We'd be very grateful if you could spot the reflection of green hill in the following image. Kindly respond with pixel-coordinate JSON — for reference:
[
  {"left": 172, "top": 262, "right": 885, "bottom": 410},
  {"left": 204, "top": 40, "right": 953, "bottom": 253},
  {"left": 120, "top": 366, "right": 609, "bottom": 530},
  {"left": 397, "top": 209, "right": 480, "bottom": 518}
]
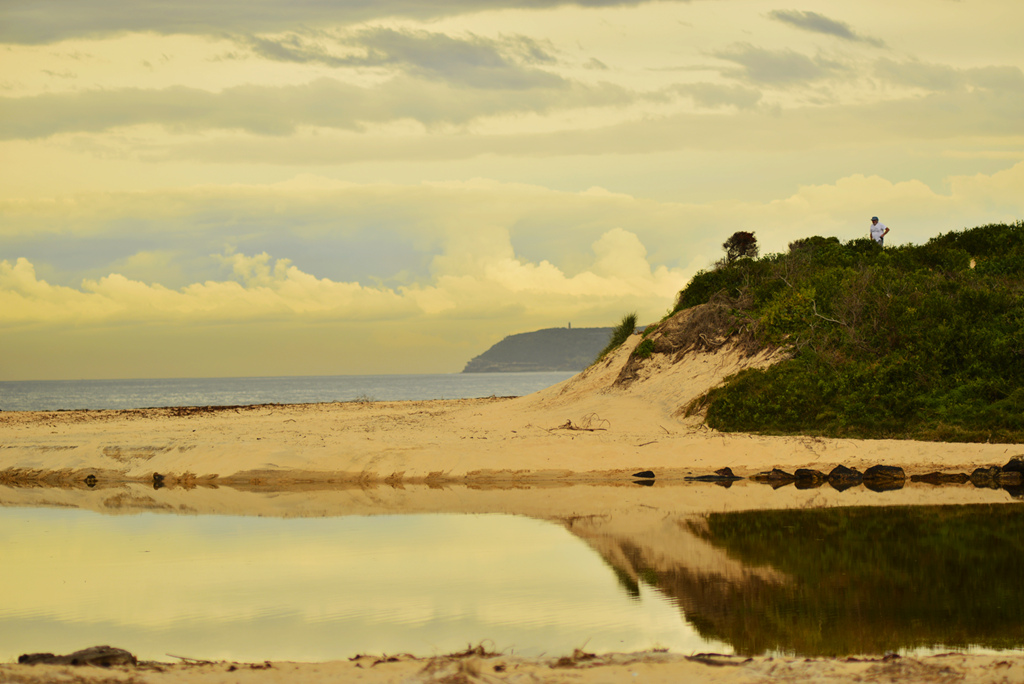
[
  {"left": 677, "top": 505, "right": 1024, "bottom": 656},
  {"left": 462, "top": 327, "right": 613, "bottom": 372}
]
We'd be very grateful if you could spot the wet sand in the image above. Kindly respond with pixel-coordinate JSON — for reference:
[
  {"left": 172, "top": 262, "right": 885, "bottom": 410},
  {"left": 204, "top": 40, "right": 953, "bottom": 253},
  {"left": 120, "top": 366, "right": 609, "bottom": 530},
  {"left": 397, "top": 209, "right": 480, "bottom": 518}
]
[{"left": 2, "top": 338, "right": 1022, "bottom": 682}]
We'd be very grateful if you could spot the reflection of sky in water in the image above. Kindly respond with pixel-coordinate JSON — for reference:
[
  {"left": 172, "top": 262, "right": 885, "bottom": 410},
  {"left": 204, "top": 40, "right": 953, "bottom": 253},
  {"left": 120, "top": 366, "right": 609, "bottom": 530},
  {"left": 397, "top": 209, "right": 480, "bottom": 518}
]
[{"left": 0, "top": 508, "right": 724, "bottom": 662}]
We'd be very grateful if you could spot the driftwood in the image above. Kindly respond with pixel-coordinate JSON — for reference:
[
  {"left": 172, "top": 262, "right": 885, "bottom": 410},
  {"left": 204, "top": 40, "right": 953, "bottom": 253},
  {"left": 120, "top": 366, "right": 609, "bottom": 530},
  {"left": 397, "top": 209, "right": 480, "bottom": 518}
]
[{"left": 549, "top": 413, "right": 610, "bottom": 432}]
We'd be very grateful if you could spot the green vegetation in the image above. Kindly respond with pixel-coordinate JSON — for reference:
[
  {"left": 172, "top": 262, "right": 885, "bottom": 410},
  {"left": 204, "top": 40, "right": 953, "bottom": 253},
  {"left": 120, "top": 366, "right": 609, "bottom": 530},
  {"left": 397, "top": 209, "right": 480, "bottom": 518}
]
[
  {"left": 720, "top": 230, "right": 759, "bottom": 265},
  {"left": 595, "top": 312, "right": 638, "bottom": 363},
  {"left": 683, "top": 505, "right": 1024, "bottom": 656},
  {"left": 633, "top": 338, "right": 655, "bottom": 359},
  {"left": 674, "top": 222, "right": 1024, "bottom": 441},
  {"left": 463, "top": 326, "right": 614, "bottom": 372}
]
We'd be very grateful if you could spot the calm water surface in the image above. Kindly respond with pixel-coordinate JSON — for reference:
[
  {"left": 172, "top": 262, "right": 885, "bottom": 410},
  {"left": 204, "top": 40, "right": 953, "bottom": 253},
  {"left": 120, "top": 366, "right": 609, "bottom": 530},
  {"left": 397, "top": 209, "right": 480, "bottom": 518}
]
[
  {"left": 0, "top": 508, "right": 716, "bottom": 663},
  {"left": 1, "top": 503, "right": 1021, "bottom": 662}
]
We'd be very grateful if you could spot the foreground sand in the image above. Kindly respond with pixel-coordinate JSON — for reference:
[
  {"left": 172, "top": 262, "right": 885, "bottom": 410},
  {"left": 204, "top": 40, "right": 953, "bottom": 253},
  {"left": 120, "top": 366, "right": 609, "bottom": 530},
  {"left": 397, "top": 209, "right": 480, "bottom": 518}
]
[
  {"left": 3, "top": 650, "right": 1023, "bottom": 684},
  {"left": 2, "top": 338, "right": 1022, "bottom": 682}
]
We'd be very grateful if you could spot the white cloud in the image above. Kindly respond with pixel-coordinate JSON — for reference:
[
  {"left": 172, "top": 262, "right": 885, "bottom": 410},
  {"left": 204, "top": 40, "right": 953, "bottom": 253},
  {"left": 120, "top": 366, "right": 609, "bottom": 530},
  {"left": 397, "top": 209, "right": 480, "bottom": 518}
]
[
  {"left": 5, "top": 161, "right": 1022, "bottom": 333},
  {"left": 0, "top": 226, "right": 691, "bottom": 327}
]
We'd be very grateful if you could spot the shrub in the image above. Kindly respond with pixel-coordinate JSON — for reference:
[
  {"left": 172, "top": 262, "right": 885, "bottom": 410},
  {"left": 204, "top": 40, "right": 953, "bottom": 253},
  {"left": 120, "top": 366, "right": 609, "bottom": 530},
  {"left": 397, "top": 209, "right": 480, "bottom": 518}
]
[{"left": 681, "top": 223, "right": 1024, "bottom": 441}]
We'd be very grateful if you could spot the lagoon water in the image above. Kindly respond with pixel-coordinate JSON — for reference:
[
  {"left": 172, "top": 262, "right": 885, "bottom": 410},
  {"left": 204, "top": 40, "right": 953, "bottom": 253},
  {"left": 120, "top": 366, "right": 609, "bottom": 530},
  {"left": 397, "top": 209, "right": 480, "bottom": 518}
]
[
  {"left": 1, "top": 501, "right": 1021, "bottom": 663},
  {"left": 0, "top": 372, "right": 576, "bottom": 412},
  {"left": 0, "top": 507, "right": 719, "bottom": 663}
]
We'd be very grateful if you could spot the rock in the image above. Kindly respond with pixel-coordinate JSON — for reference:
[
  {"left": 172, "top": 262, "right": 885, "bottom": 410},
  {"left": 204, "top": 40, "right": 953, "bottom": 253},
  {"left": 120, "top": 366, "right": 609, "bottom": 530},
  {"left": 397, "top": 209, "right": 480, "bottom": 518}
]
[
  {"left": 970, "top": 466, "right": 1002, "bottom": 488},
  {"left": 911, "top": 472, "right": 970, "bottom": 485},
  {"left": 632, "top": 470, "right": 656, "bottom": 479},
  {"left": 999, "top": 457, "right": 1024, "bottom": 485},
  {"left": 864, "top": 479, "right": 905, "bottom": 492},
  {"left": 863, "top": 465, "right": 906, "bottom": 491},
  {"left": 753, "top": 468, "right": 797, "bottom": 489},
  {"left": 1003, "top": 484, "right": 1024, "bottom": 500},
  {"left": 19, "top": 646, "right": 137, "bottom": 667},
  {"left": 794, "top": 469, "right": 826, "bottom": 489},
  {"left": 1003, "top": 456, "right": 1024, "bottom": 474},
  {"left": 863, "top": 465, "right": 905, "bottom": 482},
  {"left": 828, "top": 465, "right": 863, "bottom": 492},
  {"left": 685, "top": 467, "right": 742, "bottom": 482},
  {"left": 971, "top": 464, "right": 1022, "bottom": 487}
]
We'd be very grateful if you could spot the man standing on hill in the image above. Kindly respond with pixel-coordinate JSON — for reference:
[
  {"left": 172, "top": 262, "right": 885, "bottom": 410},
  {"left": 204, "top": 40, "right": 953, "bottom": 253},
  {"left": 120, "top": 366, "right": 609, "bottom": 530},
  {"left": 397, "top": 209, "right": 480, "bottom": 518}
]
[{"left": 870, "top": 217, "right": 890, "bottom": 245}]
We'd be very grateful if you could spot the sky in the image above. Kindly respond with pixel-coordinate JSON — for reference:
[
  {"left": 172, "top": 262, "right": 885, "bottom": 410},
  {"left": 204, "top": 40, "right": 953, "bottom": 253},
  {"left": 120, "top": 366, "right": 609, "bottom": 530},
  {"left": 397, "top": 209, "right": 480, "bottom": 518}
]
[{"left": 1, "top": 0, "right": 1022, "bottom": 381}]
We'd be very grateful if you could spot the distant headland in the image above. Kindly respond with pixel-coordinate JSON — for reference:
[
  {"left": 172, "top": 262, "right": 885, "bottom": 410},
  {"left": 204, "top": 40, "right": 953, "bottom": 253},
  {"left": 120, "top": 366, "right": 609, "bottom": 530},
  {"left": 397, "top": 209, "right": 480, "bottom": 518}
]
[{"left": 462, "top": 326, "right": 614, "bottom": 373}]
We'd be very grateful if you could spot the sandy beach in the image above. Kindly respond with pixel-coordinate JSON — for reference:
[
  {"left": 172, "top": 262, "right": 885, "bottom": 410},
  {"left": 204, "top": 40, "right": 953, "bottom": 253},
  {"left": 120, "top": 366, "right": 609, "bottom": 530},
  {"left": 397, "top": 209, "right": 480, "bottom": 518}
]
[
  {"left": 2, "top": 337, "right": 1022, "bottom": 683},
  {"left": 3, "top": 338, "right": 1020, "bottom": 490}
]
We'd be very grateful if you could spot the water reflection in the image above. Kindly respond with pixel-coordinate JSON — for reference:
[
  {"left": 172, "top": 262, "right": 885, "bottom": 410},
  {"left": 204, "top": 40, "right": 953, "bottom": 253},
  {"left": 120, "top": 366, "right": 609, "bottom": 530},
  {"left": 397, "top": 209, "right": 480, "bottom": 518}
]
[
  {"left": 659, "top": 505, "right": 1024, "bottom": 656},
  {"left": 0, "top": 509, "right": 722, "bottom": 663},
  {"left": 2, "top": 500, "right": 1021, "bottom": 663}
]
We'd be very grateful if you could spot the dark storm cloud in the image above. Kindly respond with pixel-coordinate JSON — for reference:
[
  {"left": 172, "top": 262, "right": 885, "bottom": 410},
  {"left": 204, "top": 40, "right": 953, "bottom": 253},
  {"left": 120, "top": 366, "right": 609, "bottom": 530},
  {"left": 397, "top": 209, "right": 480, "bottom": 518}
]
[
  {"left": 0, "top": 76, "right": 634, "bottom": 139},
  {"left": 713, "top": 44, "right": 841, "bottom": 85},
  {"left": 0, "top": 0, "right": 652, "bottom": 45},
  {"left": 241, "top": 29, "right": 562, "bottom": 89},
  {"left": 768, "top": 10, "right": 884, "bottom": 46}
]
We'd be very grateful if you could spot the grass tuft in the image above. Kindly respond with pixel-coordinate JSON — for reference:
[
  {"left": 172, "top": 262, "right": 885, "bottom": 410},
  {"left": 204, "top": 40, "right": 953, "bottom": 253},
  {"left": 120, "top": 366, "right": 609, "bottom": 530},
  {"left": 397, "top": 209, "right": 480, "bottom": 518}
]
[{"left": 594, "top": 312, "right": 638, "bottom": 364}]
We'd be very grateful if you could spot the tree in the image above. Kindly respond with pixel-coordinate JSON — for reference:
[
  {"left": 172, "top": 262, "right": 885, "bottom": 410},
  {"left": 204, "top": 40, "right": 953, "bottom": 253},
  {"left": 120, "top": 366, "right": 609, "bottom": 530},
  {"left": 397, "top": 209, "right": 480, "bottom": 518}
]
[{"left": 722, "top": 231, "right": 759, "bottom": 265}]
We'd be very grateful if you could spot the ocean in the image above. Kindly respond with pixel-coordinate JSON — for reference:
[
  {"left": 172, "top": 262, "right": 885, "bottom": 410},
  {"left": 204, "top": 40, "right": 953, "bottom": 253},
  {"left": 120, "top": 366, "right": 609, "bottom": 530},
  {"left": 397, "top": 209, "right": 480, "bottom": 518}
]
[{"left": 0, "top": 372, "right": 577, "bottom": 412}]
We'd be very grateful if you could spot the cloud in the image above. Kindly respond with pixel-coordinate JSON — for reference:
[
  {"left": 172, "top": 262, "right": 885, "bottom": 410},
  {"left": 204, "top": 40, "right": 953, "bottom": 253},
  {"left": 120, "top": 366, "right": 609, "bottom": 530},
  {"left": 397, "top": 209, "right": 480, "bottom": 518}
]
[
  {"left": 768, "top": 10, "right": 884, "bottom": 47},
  {"left": 673, "top": 82, "right": 762, "bottom": 109},
  {"left": 5, "top": 161, "right": 1022, "bottom": 313},
  {"left": 0, "top": 0, "right": 651, "bottom": 45},
  {"left": 239, "top": 29, "right": 563, "bottom": 90},
  {"left": 0, "top": 178, "right": 708, "bottom": 292},
  {"left": 120, "top": 80, "right": 1024, "bottom": 168},
  {"left": 0, "top": 75, "right": 634, "bottom": 139},
  {"left": 874, "top": 58, "right": 1024, "bottom": 93},
  {"left": 0, "top": 225, "right": 688, "bottom": 328},
  {"left": 713, "top": 43, "right": 842, "bottom": 85}
]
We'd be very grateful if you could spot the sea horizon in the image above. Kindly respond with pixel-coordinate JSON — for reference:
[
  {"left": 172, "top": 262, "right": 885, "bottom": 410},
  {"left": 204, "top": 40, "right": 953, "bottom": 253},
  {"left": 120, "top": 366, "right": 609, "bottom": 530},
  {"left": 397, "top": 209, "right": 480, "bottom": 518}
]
[{"left": 0, "top": 371, "right": 578, "bottom": 413}]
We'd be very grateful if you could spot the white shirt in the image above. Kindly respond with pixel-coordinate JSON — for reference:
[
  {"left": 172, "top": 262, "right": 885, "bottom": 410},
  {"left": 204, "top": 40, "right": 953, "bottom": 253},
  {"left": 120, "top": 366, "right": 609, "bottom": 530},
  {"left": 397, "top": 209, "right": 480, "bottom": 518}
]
[{"left": 870, "top": 221, "right": 888, "bottom": 242}]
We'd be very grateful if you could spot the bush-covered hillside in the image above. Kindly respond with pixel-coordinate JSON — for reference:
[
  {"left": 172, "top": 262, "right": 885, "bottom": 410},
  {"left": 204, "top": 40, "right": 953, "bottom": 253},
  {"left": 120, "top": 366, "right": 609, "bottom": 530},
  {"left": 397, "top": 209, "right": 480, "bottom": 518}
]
[
  {"left": 462, "top": 326, "right": 614, "bottom": 372},
  {"left": 675, "top": 222, "right": 1024, "bottom": 442}
]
